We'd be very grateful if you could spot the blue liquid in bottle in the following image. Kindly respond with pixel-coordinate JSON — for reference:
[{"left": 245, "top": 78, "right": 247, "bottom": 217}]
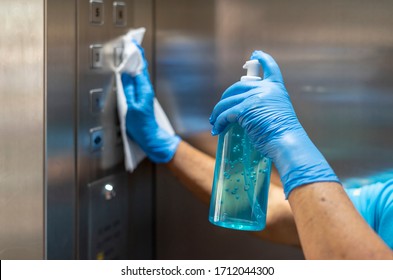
[
  {"left": 209, "top": 124, "right": 271, "bottom": 231},
  {"left": 209, "top": 59, "right": 272, "bottom": 231}
]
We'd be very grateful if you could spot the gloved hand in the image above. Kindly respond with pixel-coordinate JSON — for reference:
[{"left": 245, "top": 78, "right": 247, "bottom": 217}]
[
  {"left": 121, "top": 62, "right": 180, "bottom": 163},
  {"left": 210, "top": 50, "right": 340, "bottom": 198}
]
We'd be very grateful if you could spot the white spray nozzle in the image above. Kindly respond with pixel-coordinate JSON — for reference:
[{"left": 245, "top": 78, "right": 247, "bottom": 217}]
[{"left": 241, "top": 59, "right": 262, "bottom": 81}]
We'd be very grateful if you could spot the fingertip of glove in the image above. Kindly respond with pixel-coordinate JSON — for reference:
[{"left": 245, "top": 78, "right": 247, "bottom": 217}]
[
  {"left": 211, "top": 128, "right": 219, "bottom": 136},
  {"left": 209, "top": 115, "right": 214, "bottom": 125},
  {"left": 251, "top": 50, "right": 264, "bottom": 59}
]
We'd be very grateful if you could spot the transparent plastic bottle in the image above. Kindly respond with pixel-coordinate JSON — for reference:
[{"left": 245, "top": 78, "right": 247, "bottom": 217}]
[{"left": 209, "top": 60, "right": 272, "bottom": 231}]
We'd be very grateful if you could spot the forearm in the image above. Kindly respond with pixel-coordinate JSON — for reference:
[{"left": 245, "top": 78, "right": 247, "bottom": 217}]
[
  {"left": 289, "top": 182, "right": 393, "bottom": 259},
  {"left": 166, "top": 141, "right": 214, "bottom": 204}
]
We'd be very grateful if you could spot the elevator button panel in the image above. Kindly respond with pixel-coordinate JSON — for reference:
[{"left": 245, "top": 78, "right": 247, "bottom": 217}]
[
  {"left": 90, "top": 0, "right": 104, "bottom": 25},
  {"left": 113, "top": 2, "right": 127, "bottom": 26},
  {"left": 77, "top": 0, "right": 139, "bottom": 260}
]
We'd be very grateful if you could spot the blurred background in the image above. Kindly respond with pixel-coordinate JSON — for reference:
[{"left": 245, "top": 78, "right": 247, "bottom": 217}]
[{"left": 1, "top": 0, "right": 392, "bottom": 259}]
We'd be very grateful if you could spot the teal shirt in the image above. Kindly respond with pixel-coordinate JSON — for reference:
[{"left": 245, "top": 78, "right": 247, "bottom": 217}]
[{"left": 344, "top": 179, "right": 393, "bottom": 249}]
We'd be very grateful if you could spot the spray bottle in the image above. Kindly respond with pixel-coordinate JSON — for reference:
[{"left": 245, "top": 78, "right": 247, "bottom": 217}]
[{"left": 208, "top": 60, "right": 272, "bottom": 231}]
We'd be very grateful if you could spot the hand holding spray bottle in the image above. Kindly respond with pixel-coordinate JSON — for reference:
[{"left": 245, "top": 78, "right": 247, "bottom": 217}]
[{"left": 209, "top": 59, "right": 272, "bottom": 231}]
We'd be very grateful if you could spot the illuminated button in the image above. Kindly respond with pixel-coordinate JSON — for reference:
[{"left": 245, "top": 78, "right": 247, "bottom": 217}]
[
  {"left": 113, "top": 2, "right": 127, "bottom": 26},
  {"left": 103, "top": 184, "right": 116, "bottom": 200},
  {"left": 90, "top": 45, "right": 103, "bottom": 69},
  {"left": 90, "top": 0, "right": 104, "bottom": 25}
]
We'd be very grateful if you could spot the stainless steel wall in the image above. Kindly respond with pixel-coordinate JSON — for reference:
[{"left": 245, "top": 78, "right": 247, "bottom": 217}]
[
  {"left": 0, "top": 0, "right": 45, "bottom": 259},
  {"left": 1, "top": 0, "right": 155, "bottom": 260},
  {"left": 155, "top": 0, "right": 393, "bottom": 259},
  {"left": 46, "top": 0, "right": 77, "bottom": 260}
]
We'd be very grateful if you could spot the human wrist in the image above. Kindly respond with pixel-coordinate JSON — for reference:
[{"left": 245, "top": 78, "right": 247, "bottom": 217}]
[{"left": 268, "top": 129, "right": 340, "bottom": 198}]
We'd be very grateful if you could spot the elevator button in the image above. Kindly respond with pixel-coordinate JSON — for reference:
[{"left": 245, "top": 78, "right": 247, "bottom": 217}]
[
  {"left": 113, "top": 2, "right": 127, "bottom": 26},
  {"left": 90, "top": 127, "right": 104, "bottom": 151},
  {"left": 90, "top": 88, "right": 104, "bottom": 113},
  {"left": 90, "top": 45, "right": 103, "bottom": 69},
  {"left": 90, "top": 0, "right": 104, "bottom": 25}
]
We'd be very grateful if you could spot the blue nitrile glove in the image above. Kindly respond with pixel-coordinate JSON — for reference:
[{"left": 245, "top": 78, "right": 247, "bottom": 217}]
[
  {"left": 210, "top": 50, "right": 340, "bottom": 198},
  {"left": 121, "top": 67, "right": 180, "bottom": 163}
]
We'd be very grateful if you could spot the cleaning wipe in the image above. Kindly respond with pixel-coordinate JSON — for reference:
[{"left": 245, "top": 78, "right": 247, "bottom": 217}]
[{"left": 113, "top": 28, "right": 175, "bottom": 172}]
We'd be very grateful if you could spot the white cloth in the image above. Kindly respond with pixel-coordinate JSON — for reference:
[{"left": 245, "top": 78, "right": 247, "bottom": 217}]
[{"left": 114, "top": 28, "right": 175, "bottom": 172}]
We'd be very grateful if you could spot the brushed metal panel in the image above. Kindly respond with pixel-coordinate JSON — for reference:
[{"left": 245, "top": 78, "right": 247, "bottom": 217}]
[
  {"left": 46, "top": 0, "right": 77, "bottom": 259},
  {"left": 77, "top": 0, "right": 126, "bottom": 259},
  {"left": 87, "top": 173, "right": 128, "bottom": 260},
  {"left": 155, "top": 0, "right": 218, "bottom": 135},
  {"left": 77, "top": 0, "right": 155, "bottom": 259},
  {"left": 129, "top": 0, "right": 155, "bottom": 260},
  {"left": 0, "top": 0, "right": 45, "bottom": 259}
]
